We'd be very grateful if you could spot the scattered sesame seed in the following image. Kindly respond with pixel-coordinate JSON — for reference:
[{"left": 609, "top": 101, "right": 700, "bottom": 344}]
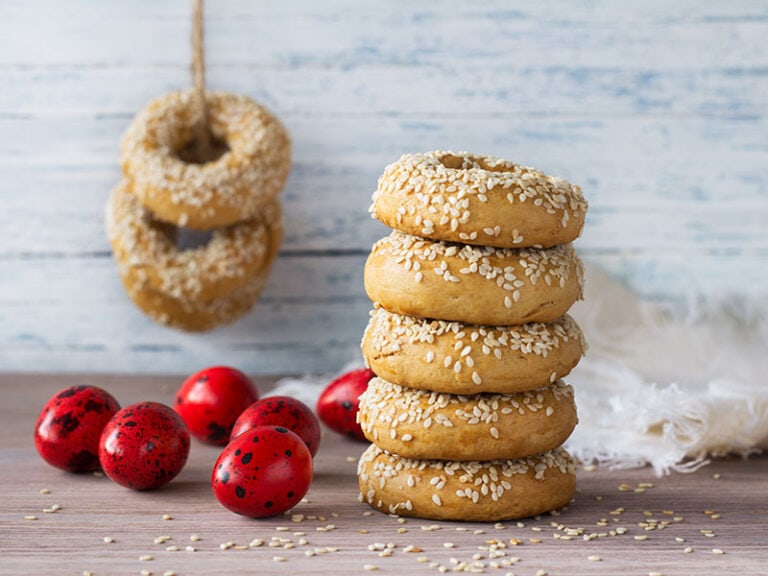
[
  {"left": 39, "top": 488, "right": 51, "bottom": 495},
  {"left": 587, "top": 555, "right": 601, "bottom": 561},
  {"left": 162, "top": 514, "right": 172, "bottom": 521},
  {"left": 24, "top": 515, "right": 37, "bottom": 521},
  {"left": 363, "top": 564, "right": 378, "bottom": 571},
  {"left": 190, "top": 534, "right": 201, "bottom": 542},
  {"left": 103, "top": 536, "right": 115, "bottom": 544},
  {"left": 712, "top": 548, "right": 725, "bottom": 555},
  {"left": 163, "top": 571, "right": 176, "bottom": 576},
  {"left": 139, "top": 555, "right": 154, "bottom": 561},
  {"left": 272, "top": 556, "right": 286, "bottom": 562},
  {"left": 683, "top": 547, "right": 693, "bottom": 554}
]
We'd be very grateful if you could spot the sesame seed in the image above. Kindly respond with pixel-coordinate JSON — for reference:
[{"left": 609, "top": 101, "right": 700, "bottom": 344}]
[
  {"left": 103, "top": 536, "right": 115, "bottom": 544},
  {"left": 363, "top": 564, "right": 378, "bottom": 571},
  {"left": 588, "top": 555, "right": 601, "bottom": 561},
  {"left": 139, "top": 555, "right": 154, "bottom": 561},
  {"left": 683, "top": 547, "right": 693, "bottom": 553},
  {"left": 712, "top": 548, "right": 725, "bottom": 554},
  {"left": 162, "top": 514, "right": 172, "bottom": 521}
]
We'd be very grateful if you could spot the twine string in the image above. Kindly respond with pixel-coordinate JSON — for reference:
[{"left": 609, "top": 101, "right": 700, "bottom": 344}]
[{"left": 192, "top": 0, "right": 211, "bottom": 158}]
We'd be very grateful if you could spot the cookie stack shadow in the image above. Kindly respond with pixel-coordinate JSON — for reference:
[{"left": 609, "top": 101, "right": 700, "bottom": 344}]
[{"left": 357, "top": 151, "right": 589, "bottom": 521}]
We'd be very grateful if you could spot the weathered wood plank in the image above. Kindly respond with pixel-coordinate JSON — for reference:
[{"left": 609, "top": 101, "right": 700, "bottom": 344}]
[
  {"left": 2, "top": 66, "right": 766, "bottom": 118},
  {"left": 2, "top": 0, "right": 767, "bottom": 69},
  {"left": 0, "top": 115, "right": 765, "bottom": 255}
]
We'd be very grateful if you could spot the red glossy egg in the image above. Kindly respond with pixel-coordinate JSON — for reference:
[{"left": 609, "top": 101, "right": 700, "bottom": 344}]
[
  {"left": 174, "top": 366, "right": 258, "bottom": 445},
  {"left": 34, "top": 385, "right": 121, "bottom": 473},
  {"left": 212, "top": 425, "right": 313, "bottom": 518},
  {"left": 230, "top": 396, "right": 321, "bottom": 456},
  {"left": 316, "top": 368, "right": 375, "bottom": 441},
  {"left": 99, "top": 402, "right": 190, "bottom": 490}
]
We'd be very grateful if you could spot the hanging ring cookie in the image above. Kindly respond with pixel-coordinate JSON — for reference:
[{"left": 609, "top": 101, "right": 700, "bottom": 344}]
[
  {"left": 106, "top": 179, "right": 282, "bottom": 331},
  {"left": 121, "top": 89, "right": 291, "bottom": 230}
]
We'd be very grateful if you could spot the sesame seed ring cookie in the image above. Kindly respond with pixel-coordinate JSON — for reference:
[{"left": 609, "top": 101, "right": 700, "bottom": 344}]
[
  {"left": 364, "top": 231, "right": 584, "bottom": 326},
  {"left": 106, "top": 179, "right": 281, "bottom": 306},
  {"left": 371, "top": 151, "right": 587, "bottom": 248},
  {"left": 358, "top": 445, "right": 576, "bottom": 521},
  {"left": 121, "top": 266, "right": 275, "bottom": 332},
  {"left": 107, "top": 181, "right": 282, "bottom": 331},
  {"left": 357, "top": 378, "right": 577, "bottom": 461},
  {"left": 362, "top": 307, "right": 585, "bottom": 394},
  {"left": 121, "top": 89, "right": 291, "bottom": 230}
]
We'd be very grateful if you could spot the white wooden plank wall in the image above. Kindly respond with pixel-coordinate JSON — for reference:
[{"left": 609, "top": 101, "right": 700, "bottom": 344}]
[{"left": 0, "top": 0, "right": 766, "bottom": 374}]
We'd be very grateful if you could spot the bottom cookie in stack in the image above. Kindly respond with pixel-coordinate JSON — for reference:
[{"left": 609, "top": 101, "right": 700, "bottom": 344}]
[{"left": 358, "top": 444, "right": 576, "bottom": 522}]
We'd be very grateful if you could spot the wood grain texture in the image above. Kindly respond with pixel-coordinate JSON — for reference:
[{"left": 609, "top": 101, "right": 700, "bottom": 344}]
[
  {"left": 1, "top": 373, "right": 767, "bottom": 575},
  {"left": 0, "top": 0, "right": 766, "bottom": 373}
]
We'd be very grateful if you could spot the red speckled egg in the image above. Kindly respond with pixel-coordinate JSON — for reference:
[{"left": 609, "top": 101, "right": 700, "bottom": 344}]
[
  {"left": 316, "top": 368, "right": 375, "bottom": 441},
  {"left": 99, "top": 402, "right": 190, "bottom": 490},
  {"left": 230, "top": 396, "right": 321, "bottom": 456},
  {"left": 174, "top": 366, "right": 258, "bottom": 445},
  {"left": 34, "top": 385, "right": 121, "bottom": 473},
  {"left": 212, "top": 425, "right": 313, "bottom": 518}
]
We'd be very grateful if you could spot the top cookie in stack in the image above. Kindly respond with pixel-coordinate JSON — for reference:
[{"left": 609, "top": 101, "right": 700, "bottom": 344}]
[{"left": 358, "top": 151, "right": 588, "bottom": 522}]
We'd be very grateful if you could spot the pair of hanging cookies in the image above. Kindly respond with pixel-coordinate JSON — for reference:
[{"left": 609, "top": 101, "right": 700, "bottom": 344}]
[
  {"left": 106, "top": 90, "right": 290, "bottom": 331},
  {"left": 358, "top": 151, "right": 588, "bottom": 521}
]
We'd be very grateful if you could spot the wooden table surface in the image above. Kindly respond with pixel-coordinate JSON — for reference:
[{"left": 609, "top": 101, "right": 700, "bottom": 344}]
[{"left": 1, "top": 373, "right": 766, "bottom": 575}]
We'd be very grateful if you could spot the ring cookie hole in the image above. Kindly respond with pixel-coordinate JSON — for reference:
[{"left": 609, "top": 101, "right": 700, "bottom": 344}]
[
  {"left": 147, "top": 213, "right": 215, "bottom": 252},
  {"left": 438, "top": 153, "right": 514, "bottom": 173},
  {"left": 176, "top": 130, "right": 230, "bottom": 165}
]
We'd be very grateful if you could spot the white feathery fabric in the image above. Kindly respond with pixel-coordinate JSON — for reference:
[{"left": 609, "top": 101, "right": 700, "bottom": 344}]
[
  {"left": 566, "top": 264, "right": 768, "bottom": 474},
  {"left": 270, "top": 264, "right": 768, "bottom": 475}
]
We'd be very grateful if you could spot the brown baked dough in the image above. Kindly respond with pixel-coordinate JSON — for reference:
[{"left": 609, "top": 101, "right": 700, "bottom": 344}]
[
  {"left": 362, "top": 307, "right": 585, "bottom": 394},
  {"left": 358, "top": 378, "right": 577, "bottom": 461},
  {"left": 358, "top": 445, "right": 576, "bottom": 521},
  {"left": 106, "top": 180, "right": 282, "bottom": 331},
  {"left": 364, "top": 231, "right": 583, "bottom": 325},
  {"left": 371, "top": 151, "right": 587, "bottom": 248},
  {"left": 121, "top": 90, "right": 291, "bottom": 230},
  {"left": 120, "top": 267, "right": 273, "bottom": 332}
]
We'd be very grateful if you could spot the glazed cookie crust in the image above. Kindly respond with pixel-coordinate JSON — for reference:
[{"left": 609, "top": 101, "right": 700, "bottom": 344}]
[
  {"left": 362, "top": 308, "right": 585, "bottom": 394},
  {"left": 357, "top": 378, "right": 577, "bottom": 461},
  {"left": 121, "top": 89, "right": 291, "bottom": 230},
  {"left": 364, "top": 231, "right": 583, "bottom": 325},
  {"left": 371, "top": 151, "right": 587, "bottom": 248},
  {"left": 358, "top": 445, "right": 576, "bottom": 521}
]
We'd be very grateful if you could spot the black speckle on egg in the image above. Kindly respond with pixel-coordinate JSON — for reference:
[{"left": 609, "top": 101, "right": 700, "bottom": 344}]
[
  {"left": 235, "top": 486, "right": 245, "bottom": 499},
  {"left": 284, "top": 449, "right": 292, "bottom": 457},
  {"left": 146, "top": 441, "right": 156, "bottom": 452},
  {"left": 220, "top": 470, "right": 230, "bottom": 484},
  {"left": 264, "top": 501, "right": 273, "bottom": 508},
  {"left": 341, "top": 400, "right": 353, "bottom": 410},
  {"left": 287, "top": 491, "right": 294, "bottom": 498},
  {"left": 83, "top": 399, "right": 104, "bottom": 413},
  {"left": 235, "top": 449, "right": 241, "bottom": 456},
  {"left": 57, "top": 387, "right": 82, "bottom": 399},
  {"left": 124, "top": 421, "right": 137, "bottom": 427},
  {"left": 241, "top": 452, "right": 253, "bottom": 464},
  {"left": 275, "top": 427, "right": 288, "bottom": 434},
  {"left": 207, "top": 422, "right": 228, "bottom": 442},
  {"left": 54, "top": 413, "right": 79, "bottom": 435}
]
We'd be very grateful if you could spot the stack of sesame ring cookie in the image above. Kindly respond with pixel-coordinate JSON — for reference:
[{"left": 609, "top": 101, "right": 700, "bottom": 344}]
[
  {"left": 106, "top": 89, "right": 290, "bottom": 331},
  {"left": 357, "top": 151, "right": 588, "bottom": 521}
]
